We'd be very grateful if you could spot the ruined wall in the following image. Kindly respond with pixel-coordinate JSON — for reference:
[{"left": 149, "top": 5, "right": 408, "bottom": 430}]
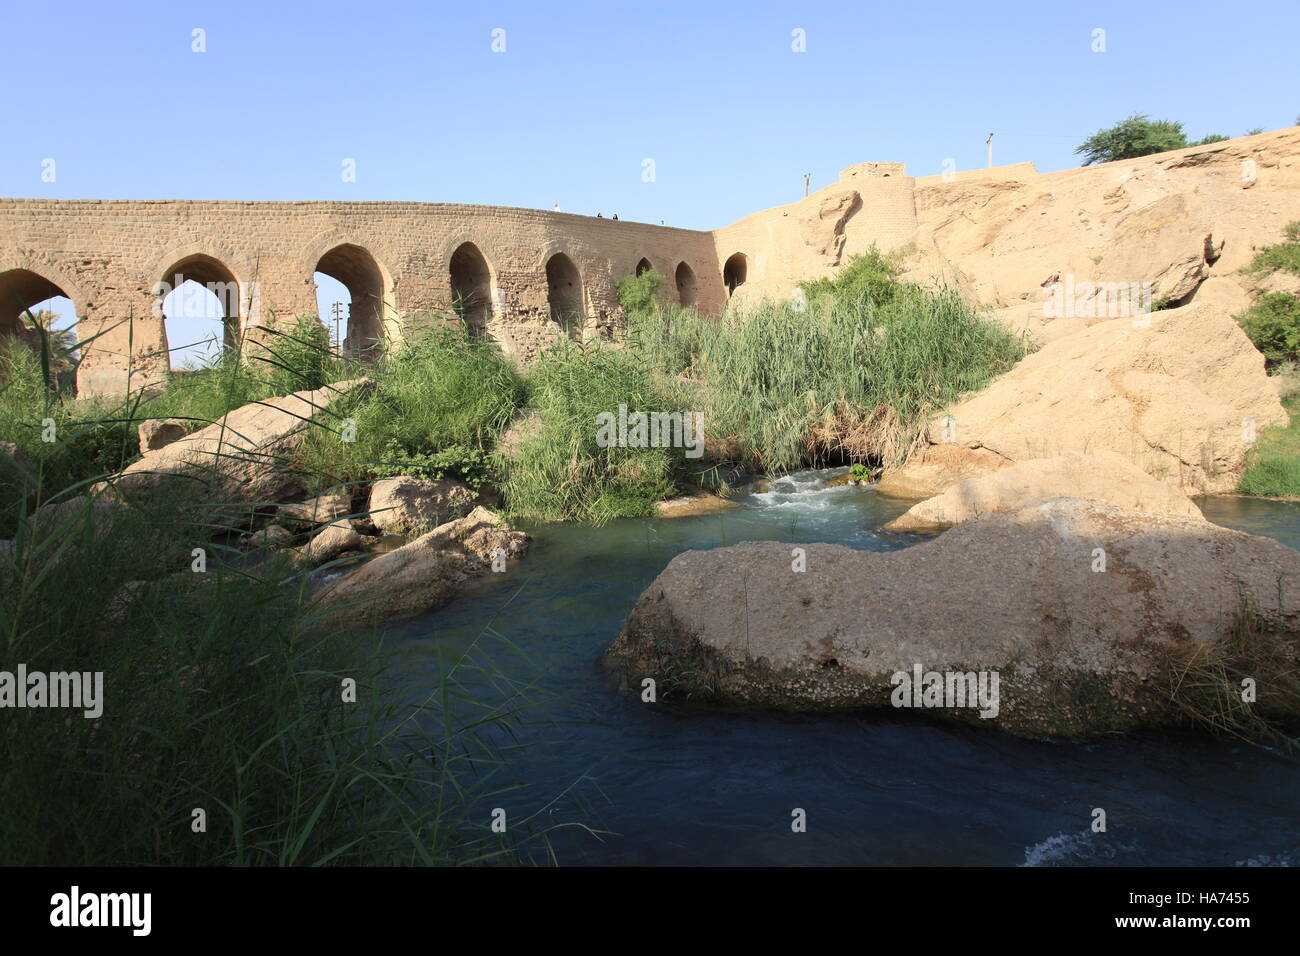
[
  {"left": 913, "top": 161, "right": 1038, "bottom": 187},
  {"left": 711, "top": 162, "right": 919, "bottom": 308},
  {"left": 0, "top": 200, "right": 722, "bottom": 395}
]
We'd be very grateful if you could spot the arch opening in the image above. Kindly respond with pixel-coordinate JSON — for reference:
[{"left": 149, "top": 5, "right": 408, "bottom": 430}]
[
  {"left": 724, "top": 253, "right": 748, "bottom": 295},
  {"left": 449, "top": 242, "right": 493, "bottom": 336},
  {"left": 157, "top": 254, "right": 241, "bottom": 370},
  {"left": 675, "top": 261, "right": 697, "bottom": 308},
  {"left": 314, "top": 244, "right": 386, "bottom": 358},
  {"left": 635, "top": 257, "right": 653, "bottom": 277},
  {"left": 0, "top": 268, "right": 80, "bottom": 388},
  {"left": 546, "top": 253, "right": 584, "bottom": 338}
]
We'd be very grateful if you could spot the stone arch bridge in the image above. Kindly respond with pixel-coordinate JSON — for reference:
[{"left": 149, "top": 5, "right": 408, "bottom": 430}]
[
  {"left": 0, "top": 199, "right": 732, "bottom": 395},
  {"left": 0, "top": 162, "right": 921, "bottom": 395}
]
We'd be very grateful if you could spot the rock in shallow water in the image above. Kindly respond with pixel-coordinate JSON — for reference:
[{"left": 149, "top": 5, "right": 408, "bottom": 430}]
[
  {"left": 603, "top": 498, "right": 1300, "bottom": 736},
  {"left": 312, "top": 506, "right": 530, "bottom": 627},
  {"left": 883, "top": 451, "right": 1204, "bottom": 533}
]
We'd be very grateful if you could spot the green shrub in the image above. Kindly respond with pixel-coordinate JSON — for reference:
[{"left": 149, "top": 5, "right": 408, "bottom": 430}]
[
  {"left": 247, "top": 314, "right": 337, "bottom": 393},
  {"left": 798, "top": 247, "right": 905, "bottom": 311},
  {"left": 1237, "top": 293, "right": 1300, "bottom": 364},
  {"left": 301, "top": 323, "right": 525, "bottom": 487},
  {"left": 615, "top": 269, "right": 664, "bottom": 318},
  {"left": 369, "top": 439, "right": 493, "bottom": 489},
  {"left": 1246, "top": 221, "right": 1300, "bottom": 277}
]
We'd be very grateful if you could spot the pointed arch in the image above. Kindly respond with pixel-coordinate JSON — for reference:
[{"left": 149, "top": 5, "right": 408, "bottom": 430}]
[
  {"left": 545, "top": 252, "right": 584, "bottom": 336},
  {"left": 449, "top": 241, "right": 493, "bottom": 335},
  {"left": 675, "top": 261, "right": 697, "bottom": 308},
  {"left": 723, "top": 253, "right": 748, "bottom": 295},
  {"left": 313, "top": 243, "right": 391, "bottom": 357},
  {"left": 155, "top": 253, "right": 242, "bottom": 367}
]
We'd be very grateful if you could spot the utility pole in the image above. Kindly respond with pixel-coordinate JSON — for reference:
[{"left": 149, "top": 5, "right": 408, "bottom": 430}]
[
  {"left": 987, "top": 133, "right": 994, "bottom": 169},
  {"left": 803, "top": 172, "right": 811, "bottom": 197},
  {"left": 330, "top": 301, "right": 346, "bottom": 352}
]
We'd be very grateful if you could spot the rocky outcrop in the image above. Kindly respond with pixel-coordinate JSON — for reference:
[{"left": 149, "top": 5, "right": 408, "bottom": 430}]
[
  {"left": 903, "top": 301, "right": 1286, "bottom": 496},
  {"left": 137, "top": 419, "right": 187, "bottom": 455},
  {"left": 875, "top": 444, "right": 1011, "bottom": 499},
  {"left": 604, "top": 499, "right": 1300, "bottom": 736},
  {"left": 883, "top": 451, "right": 1204, "bottom": 532},
  {"left": 293, "top": 518, "right": 362, "bottom": 566},
  {"left": 314, "top": 506, "right": 530, "bottom": 626},
  {"left": 278, "top": 491, "right": 352, "bottom": 525},
  {"left": 367, "top": 476, "right": 474, "bottom": 534},
  {"left": 99, "top": 379, "right": 371, "bottom": 522}
]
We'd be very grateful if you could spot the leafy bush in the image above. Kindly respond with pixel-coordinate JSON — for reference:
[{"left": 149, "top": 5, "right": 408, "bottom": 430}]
[
  {"left": 369, "top": 439, "right": 493, "bottom": 489},
  {"left": 247, "top": 313, "right": 337, "bottom": 393},
  {"left": 301, "top": 323, "right": 525, "bottom": 486},
  {"left": 1075, "top": 113, "right": 1192, "bottom": 165},
  {"left": 615, "top": 269, "right": 664, "bottom": 318},
  {"left": 1237, "top": 293, "right": 1300, "bottom": 364},
  {"left": 798, "top": 247, "right": 904, "bottom": 311},
  {"left": 1245, "top": 221, "right": 1300, "bottom": 277}
]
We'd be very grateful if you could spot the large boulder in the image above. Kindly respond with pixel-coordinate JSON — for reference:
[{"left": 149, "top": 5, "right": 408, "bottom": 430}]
[
  {"left": 367, "top": 476, "right": 474, "bottom": 534},
  {"left": 905, "top": 301, "right": 1286, "bottom": 496},
  {"left": 99, "top": 379, "right": 371, "bottom": 521},
  {"left": 604, "top": 498, "right": 1300, "bottom": 736},
  {"left": 875, "top": 444, "right": 1011, "bottom": 499},
  {"left": 314, "top": 506, "right": 530, "bottom": 626},
  {"left": 883, "top": 451, "right": 1204, "bottom": 532}
]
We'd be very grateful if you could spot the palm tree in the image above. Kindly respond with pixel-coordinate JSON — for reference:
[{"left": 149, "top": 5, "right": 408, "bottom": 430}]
[{"left": 23, "top": 308, "right": 79, "bottom": 378}]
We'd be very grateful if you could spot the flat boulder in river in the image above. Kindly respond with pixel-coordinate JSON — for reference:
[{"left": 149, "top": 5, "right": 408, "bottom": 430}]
[
  {"left": 313, "top": 506, "right": 530, "bottom": 626},
  {"left": 604, "top": 498, "right": 1300, "bottom": 736},
  {"left": 883, "top": 451, "right": 1204, "bottom": 533}
]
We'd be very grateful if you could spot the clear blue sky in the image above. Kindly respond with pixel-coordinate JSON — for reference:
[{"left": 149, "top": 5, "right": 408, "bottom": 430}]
[{"left": 3, "top": 0, "right": 1297, "bottom": 353}]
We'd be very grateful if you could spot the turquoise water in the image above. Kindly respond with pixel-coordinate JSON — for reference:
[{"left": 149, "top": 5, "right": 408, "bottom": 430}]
[{"left": 388, "top": 473, "right": 1300, "bottom": 866}]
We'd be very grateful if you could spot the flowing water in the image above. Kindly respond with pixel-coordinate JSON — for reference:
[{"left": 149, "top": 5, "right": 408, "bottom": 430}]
[{"left": 387, "top": 471, "right": 1300, "bottom": 866}]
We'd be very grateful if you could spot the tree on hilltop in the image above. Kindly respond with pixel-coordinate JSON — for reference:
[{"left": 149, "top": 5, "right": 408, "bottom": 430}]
[
  {"left": 1075, "top": 114, "right": 1190, "bottom": 165},
  {"left": 1074, "top": 114, "right": 1240, "bottom": 165}
]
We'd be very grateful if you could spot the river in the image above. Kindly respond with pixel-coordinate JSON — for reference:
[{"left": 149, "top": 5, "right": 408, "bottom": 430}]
[{"left": 386, "top": 471, "right": 1300, "bottom": 866}]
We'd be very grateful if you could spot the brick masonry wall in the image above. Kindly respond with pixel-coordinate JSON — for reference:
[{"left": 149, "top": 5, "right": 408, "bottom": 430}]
[{"left": 0, "top": 199, "right": 723, "bottom": 394}]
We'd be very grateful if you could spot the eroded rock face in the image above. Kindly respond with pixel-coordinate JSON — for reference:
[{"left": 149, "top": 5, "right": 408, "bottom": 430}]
[
  {"left": 883, "top": 451, "right": 1204, "bottom": 533},
  {"left": 875, "top": 444, "right": 1011, "bottom": 499},
  {"left": 99, "top": 379, "right": 371, "bottom": 522},
  {"left": 604, "top": 499, "right": 1300, "bottom": 736},
  {"left": 313, "top": 506, "right": 530, "bottom": 626},
  {"left": 367, "top": 476, "right": 474, "bottom": 534},
  {"left": 906, "top": 301, "right": 1286, "bottom": 495}
]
